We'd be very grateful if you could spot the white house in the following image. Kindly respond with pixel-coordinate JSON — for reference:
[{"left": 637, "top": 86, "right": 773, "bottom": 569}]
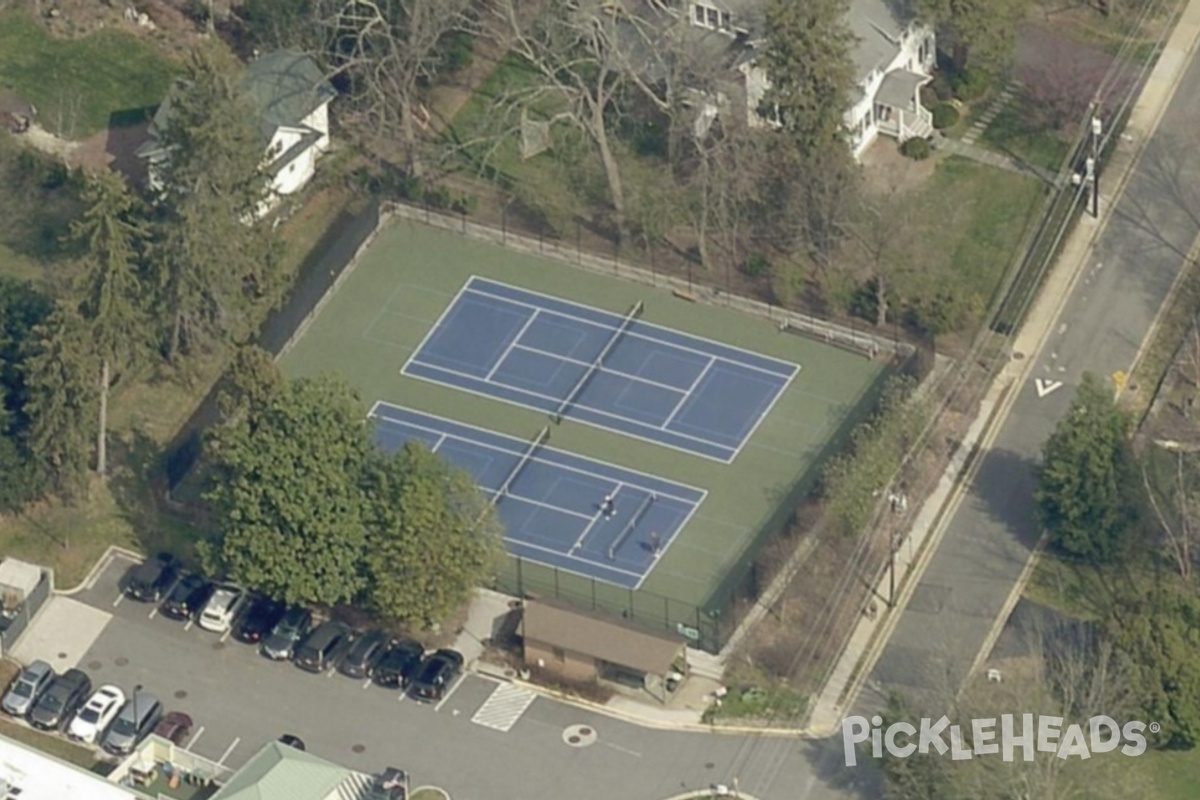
[
  {"left": 137, "top": 50, "right": 336, "bottom": 217},
  {"left": 678, "top": 0, "right": 935, "bottom": 158}
]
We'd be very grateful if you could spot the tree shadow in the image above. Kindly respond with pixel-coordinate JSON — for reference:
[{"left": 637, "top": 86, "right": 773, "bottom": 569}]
[
  {"left": 799, "top": 735, "right": 886, "bottom": 799},
  {"left": 966, "top": 445, "right": 1042, "bottom": 551}
]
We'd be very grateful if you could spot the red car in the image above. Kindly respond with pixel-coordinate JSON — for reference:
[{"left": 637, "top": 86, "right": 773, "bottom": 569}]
[{"left": 154, "top": 711, "right": 194, "bottom": 746}]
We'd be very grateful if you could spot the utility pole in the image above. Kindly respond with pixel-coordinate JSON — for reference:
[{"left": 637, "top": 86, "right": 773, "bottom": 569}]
[{"left": 1090, "top": 114, "right": 1103, "bottom": 218}]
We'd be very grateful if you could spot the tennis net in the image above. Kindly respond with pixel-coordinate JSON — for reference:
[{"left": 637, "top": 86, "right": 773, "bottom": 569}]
[
  {"left": 555, "top": 301, "right": 643, "bottom": 423},
  {"left": 492, "top": 426, "right": 550, "bottom": 506},
  {"left": 608, "top": 493, "right": 656, "bottom": 560}
]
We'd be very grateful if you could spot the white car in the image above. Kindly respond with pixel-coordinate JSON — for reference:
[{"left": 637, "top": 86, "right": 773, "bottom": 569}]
[
  {"left": 198, "top": 583, "right": 244, "bottom": 633},
  {"left": 67, "top": 685, "right": 125, "bottom": 744}
]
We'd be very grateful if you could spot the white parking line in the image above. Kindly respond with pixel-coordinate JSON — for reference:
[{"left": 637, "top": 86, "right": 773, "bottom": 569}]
[
  {"left": 183, "top": 619, "right": 195, "bottom": 631},
  {"left": 217, "top": 737, "right": 240, "bottom": 766},
  {"left": 112, "top": 593, "right": 125, "bottom": 608},
  {"left": 434, "top": 677, "right": 466, "bottom": 712},
  {"left": 219, "top": 628, "right": 233, "bottom": 644},
  {"left": 396, "top": 692, "right": 408, "bottom": 704},
  {"left": 362, "top": 678, "right": 373, "bottom": 690},
  {"left": 187, "top": 726, "right": 205, "bottom": 749},
  {"left": 147, "top": 606, "right": 160, "bottom": 620}
]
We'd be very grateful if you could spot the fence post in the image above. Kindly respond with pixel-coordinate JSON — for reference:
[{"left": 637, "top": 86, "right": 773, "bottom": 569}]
[
  {"left": 516, "top": 556, "right": 523, "bottom": 597},
  {"left": 554, "top": 566, "right": 560, "bottom": 598},
  {"left": 591, "top": 578, "right": 596, "bottom": 611}
]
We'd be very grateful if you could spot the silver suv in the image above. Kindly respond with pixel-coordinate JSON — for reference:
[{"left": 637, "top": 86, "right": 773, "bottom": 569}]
[{"left": 1, "top": 660, "right": 54, "bottom": 717}]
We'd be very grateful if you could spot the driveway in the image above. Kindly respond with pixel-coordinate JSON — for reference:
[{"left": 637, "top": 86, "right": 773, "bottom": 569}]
[{"left": 22, "top": 553, "right": 867, "bottom": 800}]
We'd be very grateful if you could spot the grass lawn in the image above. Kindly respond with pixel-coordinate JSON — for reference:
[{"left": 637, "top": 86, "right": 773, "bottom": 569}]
[
  {"left": 409, "top": 790, "right": 449, "bottom": 800},
  {"left": 979, "top": 104, "right": 1070, "bottom": 173},
  {"left": 915, "top": 155, "right": 1048, "bottom": 315},
  {"left": 0, "top": 11, "right": 178, "bottom": 138},
  {"left": 0, "top": 132, "right": 84, "bottom": 285}
]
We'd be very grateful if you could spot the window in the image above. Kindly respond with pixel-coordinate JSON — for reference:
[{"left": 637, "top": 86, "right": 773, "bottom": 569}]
[
  {"left": 693, "top": 4, "right": 704, "bottom": 24},
  {"left": 706, "top": 7, "right": 718, "bottom": 27},
  {"left": 692, "top": 2, "right": 731, "bottom": 31},
  {"left": 721, "top": 11, "right": 731, "bottom": 29}
]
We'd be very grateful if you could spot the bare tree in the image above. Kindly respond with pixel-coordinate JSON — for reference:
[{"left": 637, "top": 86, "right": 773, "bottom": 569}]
[
  {"left": 1143, "top": 447, "right": 1200, "bottom": 580},
  {"left": 321, "top": 0, "right": 478, "bottom": 176}
]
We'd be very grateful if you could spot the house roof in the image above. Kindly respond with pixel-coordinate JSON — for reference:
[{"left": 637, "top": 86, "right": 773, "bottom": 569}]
[
  {"left": 523, "top": 601, "right": 685, "bottom": 675},
  {"left": 243, "top": 50, "right": 336, "bottom": 139},
  {"left": 846, "top": 0, "right": 914, "bottom": 79},
  {"left": 875, "top": 69, "right": 927, "bottom": 109},
  {"left": 0, "top": 733, "right": 147, "bottom": 800},
  {"left": 211, "top": 741, "right": 375, "bottom": 800}
]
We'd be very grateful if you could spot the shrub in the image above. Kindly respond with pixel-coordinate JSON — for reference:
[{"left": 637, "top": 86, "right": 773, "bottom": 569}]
[
  {"left": 900, "top": 137, "right": 931, "bottom": 160},
  {"left": 744, "top": 252, "right": 771, "bottom": 277},
  {"left": 952, "top": 68, "right": 992, "bottom": 102},
  {"left": 932, "top": 103, "right": 959, "bottom": 130},
  {"left": 929, "top": 72, "right": 954, "bottom": 102}
]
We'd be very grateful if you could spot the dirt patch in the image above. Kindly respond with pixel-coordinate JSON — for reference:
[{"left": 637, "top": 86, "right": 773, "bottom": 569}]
[
  {"left": 69, "top": 121, "right": 151, "bottom": 183},
  {"left": 860, "top": 137, "right": 938, "bottom": 195}
]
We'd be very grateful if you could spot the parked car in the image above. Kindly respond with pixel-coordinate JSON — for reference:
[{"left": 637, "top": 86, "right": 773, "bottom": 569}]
[
  {"left": 293, "top": 621, "right": 352, "bottom": 673},
  {"left": 67, "top": 685, "right": 126, "bottom": 744},
  {"left": 125, "top": 554, "right": 178, "bottom": 603},
  {"left": 338, "top": 629, "right": 390, "bottom": 679},
  {"left": 160, "top": 574, "right": 213, "bottom": 621},
  {"left": 233, "top": 596, "right": 285, "bottom": 645},
  {"left": 407, "top": 649, "right": 464, "bottom": 702},
  {"left": 278, "top": 734, "right": 305, "bottom": 751},
  {"left": 29, "top": 668, "right": 91, "bottom": 731},
  {"left": 102, "top": 689, "right": 164, "bottom": 755},
  {"left": 1, "top": 660, "right": 54, "bottom": 718},
  {"left": 373, "top": 640, "right": 424, "bottom": 689},
  {"left": 154, "top": 710, "right": 194, "bottom": 746},
  {"left": 261, "top": 606, "right": 313, "bottom": 661},
  {"left": 198, "top": 583, "right": 245, "bottom": 633}
]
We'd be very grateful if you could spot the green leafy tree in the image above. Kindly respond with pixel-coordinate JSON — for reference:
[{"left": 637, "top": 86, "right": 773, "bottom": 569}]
[
  {"left": 1107, "top": 585, "right": 1200, "bottom": 748},
  {"left": 21, "top": 303, "right": 99, "bottom": 497},
  {"left": 216, "top": 344, "right": 284, "bottom": 421},
  {"left": 70, "top": 170, "right": 151, "bottom": 476},
  {"left": 0, "top": 279, "right": 52, "bottom": 510},
  {"left": 152, "top": 45, "right": 282, "bottom": 361},
  {"left": 204, "top": 375, "right": 372, "bottom": 606},
  {"left": 363, "top": 441, "right": 503, "bottom": 626},
  {"left": 879, "top": 692, "right": 959, "bottom": 800},
  {"left": 758, "top": 0, "right": 856, "bottom": 156},
  {"left": 915, "top": 0, "right": 1029, "bottom": 75},
  {"left": 1035, "top": 373, "right": 1142, "bottom": 563}
]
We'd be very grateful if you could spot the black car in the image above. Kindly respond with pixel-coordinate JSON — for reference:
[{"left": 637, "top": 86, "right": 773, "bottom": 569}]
[
  {"left": 233, "top": 596, "right": 285, "bottom": 645},
  {"left": 338, "top": 629, "right": 390, "bottom": 679},
  {"left": 373, "top": 639, "right": 425, "bottom": 689},
  {"left": 261, "top": 606, "right": 313, "bottom": 661},
  {"left": 160, "top": 574, "right": 213, "bottom": 621},
  {"left": 293, "top": 621, "right": 352, "bottom": 673},
  {"left": 29, "top": 668, "right": 91, "bottom": 731},
  {"left": 126, "top": 554, "right": 178, "bottom": 603},
  {"left": 407, "top": 648, "right": 464, "bottom": 702}
]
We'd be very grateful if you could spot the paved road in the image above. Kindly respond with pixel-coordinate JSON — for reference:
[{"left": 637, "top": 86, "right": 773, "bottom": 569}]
[
  {"left": 860, "top": 41, "right": 1200, "bottom": 714},
  {"left": 30, "top": 554, "right": 870, "bottom": 800}
]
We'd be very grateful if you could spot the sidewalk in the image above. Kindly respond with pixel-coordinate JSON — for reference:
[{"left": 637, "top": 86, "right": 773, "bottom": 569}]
[{"left": 802, "top": 0, "right": 1200, "bottom": 738}]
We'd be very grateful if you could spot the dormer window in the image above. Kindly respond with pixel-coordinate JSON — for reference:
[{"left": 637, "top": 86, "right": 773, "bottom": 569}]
[{"left": 692, "top": 2, "right": 731, "bottom": 31}]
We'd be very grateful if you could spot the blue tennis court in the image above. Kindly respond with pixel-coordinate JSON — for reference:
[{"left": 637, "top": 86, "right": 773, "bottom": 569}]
[
  {"left": 401, "top": 277, "right": 799, "bottom": 462},
  {"left": 370, "top": 403, "right": 706, "bottom": 589}
]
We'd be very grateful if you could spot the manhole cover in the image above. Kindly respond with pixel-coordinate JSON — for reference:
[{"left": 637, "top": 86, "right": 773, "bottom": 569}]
[
  {"left": 57, "top": 652, "right": 67, "bottom": 660},
  {"left": 87, "top": 660, "right": 102, "bottom": 670},
  {"left": 212, "top": 642, "right": 225, "bottom": 650},
  {"left": 562, "top": 724, "right": 597, "bottom": 748},
  {"left": 705, "top": 763, "right": 715, "bottom": 769},
  {"left": 174, "top": 690, "right": 187, "bottom": 699},
  {"left": 351, "top": 744, "right": 366, "bottom": 754},
  {"left": 114, "top": 657, "right": 128, "bottom": 667}
]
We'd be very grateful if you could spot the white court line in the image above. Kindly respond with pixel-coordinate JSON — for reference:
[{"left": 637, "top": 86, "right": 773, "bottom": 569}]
[
  {"left": 430, "top": 433, "right": 447, "bottom": 453},
  {"left": 397, "top": 367, "right": 736, "bottom": 463},
  {"left": 510, "top": 343, "right": 688, "bottom": 396},
  {"left": 485, "top": 309, "right": 541, "bottom": 381},
  {"left": 217, "top": 737, "right": 241, "bottom": 766},
  {"left": 399, "top": 282, "right": 473, "bottom": 375},
  {"left": 465, "top": 277, "right": 800, "bottom": 377},
  {"left": 434, "top": 676, "right": 466, "bottom": 712},
  {"left": 498, "top": 492, "right": 594, "bottom": 522},
  {"left": 728, "top": 360, "right": 803, "bottom": 463},
  {"left": 571, "top": 513, "right": 604, "bottom": 552},
  {"left": 404, "top": 361, "right": 728, "bottom": 454},
  {"left": 374, "top": 413, "right": 702, "bottom": 504},
  {"left": 508, "top": 537, "right": 645, "bottom": 580},
  {"left": 187, "top": 726, "right": 205, "bottom": 749},
  {"left": 661, "top": 356, "right": 715, "bottom": 430}
]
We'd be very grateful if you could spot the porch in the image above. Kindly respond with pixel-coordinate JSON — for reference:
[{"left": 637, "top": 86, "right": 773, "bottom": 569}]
[{"left": 874, "top": 69, "right": 933, "bottom": 143}]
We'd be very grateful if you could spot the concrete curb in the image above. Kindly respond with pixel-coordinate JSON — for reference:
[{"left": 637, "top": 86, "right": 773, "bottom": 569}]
[{"left": 55, "top": 545, "right": 143, "bottom": 596}]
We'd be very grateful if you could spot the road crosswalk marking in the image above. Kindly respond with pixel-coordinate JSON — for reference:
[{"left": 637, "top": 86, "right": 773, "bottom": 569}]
[{"left": 471, "top": 683, "right": 537, "bottom": 732}]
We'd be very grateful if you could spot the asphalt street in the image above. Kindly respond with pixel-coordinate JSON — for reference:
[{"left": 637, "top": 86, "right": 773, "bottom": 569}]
[
  {"left": 26, "top": 554, "right": 871, "bottom": 800},
  {"left": 860, "top": 41, "right": 1200, "bottom": 714}
]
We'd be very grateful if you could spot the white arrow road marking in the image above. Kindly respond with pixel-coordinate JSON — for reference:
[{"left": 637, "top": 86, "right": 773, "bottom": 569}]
[{"left": 1035, "top": 378, "right": 1064, "bottom": 398}]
